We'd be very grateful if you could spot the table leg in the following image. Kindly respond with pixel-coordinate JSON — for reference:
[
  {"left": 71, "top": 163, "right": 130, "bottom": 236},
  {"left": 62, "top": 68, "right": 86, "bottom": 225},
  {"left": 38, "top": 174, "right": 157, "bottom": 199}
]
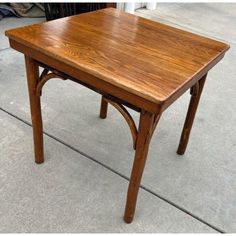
[
  {"left": 99, "top": 95, "right": 108, "bottom": 119},
  {"left": 25, "top": 56, "right": 44, "bottom": 164},
  {"left": 124, "top": 110, "right": 156, "bottom": 223},
  {"left": 177, "top": 74, "right": 207, "bottom": 155}
]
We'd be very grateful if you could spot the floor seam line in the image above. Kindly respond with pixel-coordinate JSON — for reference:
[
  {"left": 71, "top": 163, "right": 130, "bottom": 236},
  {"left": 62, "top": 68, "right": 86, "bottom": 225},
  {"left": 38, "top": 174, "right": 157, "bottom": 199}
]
[{"left": 0, "top": 106, "right": 225, "bottom": 233}]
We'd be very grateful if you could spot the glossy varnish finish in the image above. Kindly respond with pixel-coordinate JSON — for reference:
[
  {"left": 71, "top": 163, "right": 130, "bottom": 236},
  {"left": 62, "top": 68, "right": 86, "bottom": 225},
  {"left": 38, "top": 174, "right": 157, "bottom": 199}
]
[
  {"left": 5, "top": 8, "right": 229, "bottom": 107},
  {"left": 25, "top": 57, "right": 44, "bottom": 164},
  {"left": 5, "top": 8, "right": 229, "bottom": 223},
  {"left": 177, "top": 75, "right": 207, "bottom": 155}
]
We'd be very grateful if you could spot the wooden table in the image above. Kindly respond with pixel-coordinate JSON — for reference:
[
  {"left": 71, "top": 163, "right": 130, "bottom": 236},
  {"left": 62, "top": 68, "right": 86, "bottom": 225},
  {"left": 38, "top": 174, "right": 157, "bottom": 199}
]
[{"left": 5, "top": 8, "right": 229, "bottom": 223}]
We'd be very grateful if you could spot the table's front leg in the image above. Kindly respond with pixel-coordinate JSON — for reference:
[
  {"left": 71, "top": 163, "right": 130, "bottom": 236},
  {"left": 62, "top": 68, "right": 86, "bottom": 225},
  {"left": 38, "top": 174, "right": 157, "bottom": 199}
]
[
  {"left": 25, "top": 56, "right": 44, "bottom": 164},
  {"left": 124, "top": 110, "right": 157, "bottom": 223},
  {"left": 177, "top": 74, "right": 207, "bottom": 155}
]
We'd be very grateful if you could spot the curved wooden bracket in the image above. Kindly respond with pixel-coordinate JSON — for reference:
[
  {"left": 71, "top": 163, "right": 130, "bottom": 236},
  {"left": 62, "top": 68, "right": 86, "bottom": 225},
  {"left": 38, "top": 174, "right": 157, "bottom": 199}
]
[
  {"left": 104, "top": 97, "right": 138, "bottom": 150},
  {"left": 190, "top": 81, "right": 199, "bottom": 97},
  {"left": 36, "top": 69, "right": 67, "bottom": 96},
  {"left": 150, "top": 114, "right": 161, "bottom": 140}
]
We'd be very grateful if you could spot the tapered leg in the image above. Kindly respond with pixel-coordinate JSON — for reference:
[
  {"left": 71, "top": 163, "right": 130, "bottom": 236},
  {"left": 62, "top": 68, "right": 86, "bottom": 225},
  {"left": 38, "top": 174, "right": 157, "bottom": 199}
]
[
  {"left": 25, "top": 56, "right": 44, "bottom": 164},
  {"left": 99, "top": 95, "right": 108, "bottom": 119},
  {"left": 124, "top": 110, "right": 156, "bottom": 223},
  {"left": 177, "top": 74, "right": 207, "bottom": 155}
]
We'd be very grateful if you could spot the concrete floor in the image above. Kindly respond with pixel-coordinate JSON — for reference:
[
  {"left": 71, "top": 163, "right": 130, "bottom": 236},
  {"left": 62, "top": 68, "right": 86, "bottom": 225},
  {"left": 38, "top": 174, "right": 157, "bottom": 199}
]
[{"left": 0, "top": 3, "right": 235, "bottom": 233}]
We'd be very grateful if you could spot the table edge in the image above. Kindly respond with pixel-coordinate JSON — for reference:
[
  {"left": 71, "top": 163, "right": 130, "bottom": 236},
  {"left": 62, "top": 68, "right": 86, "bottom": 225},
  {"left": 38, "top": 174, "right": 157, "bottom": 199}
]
[{"left": 5, "top": 25, "right": 230, "bottom": 108}]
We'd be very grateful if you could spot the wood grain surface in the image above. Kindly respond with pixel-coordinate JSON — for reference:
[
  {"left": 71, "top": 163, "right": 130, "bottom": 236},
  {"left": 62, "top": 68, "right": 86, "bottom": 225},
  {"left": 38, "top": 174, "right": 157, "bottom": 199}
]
[{"left": 5, "top": 8, "right": 229, "bottom": 105}]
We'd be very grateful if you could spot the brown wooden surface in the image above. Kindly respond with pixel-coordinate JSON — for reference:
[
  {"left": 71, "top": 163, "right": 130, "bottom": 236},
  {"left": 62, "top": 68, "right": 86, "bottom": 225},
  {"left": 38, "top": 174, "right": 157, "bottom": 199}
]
[
  {"left": 100, "top": 96, "right": 108, "bottom": 119},
  {"left": 124, "top": 110, "right": 157, "bottom": 223},
  {"left": 5, "top": 8, "right": 229, "bottom": 108},
  {"left": 102, "top": 96, "right": 138, "bottom": 150},
  {"left": 9, "top": 39, "right": 161, "bottom": 113},
  {"left": 25, "top": 56, "right": 44, "bottom": 164},
  {"left": 177, "top": 74, "right": 207, "bottom": 155}
]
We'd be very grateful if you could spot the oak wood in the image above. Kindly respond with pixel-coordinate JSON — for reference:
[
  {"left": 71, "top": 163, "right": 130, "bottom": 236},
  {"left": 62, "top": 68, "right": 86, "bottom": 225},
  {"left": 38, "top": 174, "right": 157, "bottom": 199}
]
[
  {"left": 100, "top": 96, "right": 108, "bottom": 119},
  {"left": 103, "top": 97, "right": 138, "bottom": 150},
  {"left": 25, "top": 56, "right": 44, "bottom": 164},
  {"left": 124, "top": 110, "right": 156, "bottom": 223},
  {"left": 9, "top": 39, "right": 159, "bottom": 113},
  {"left": 5, "top": 8, "right": 229, "bottom": 109},
  {"left": 150, "top": 114, "right": 161, "bottom": 140},
  {"left": 177, "top": 74, "right": 207, "bottom": 155},
  {"left": 36, "top": 69, "right": 67, "bottom": 96}
]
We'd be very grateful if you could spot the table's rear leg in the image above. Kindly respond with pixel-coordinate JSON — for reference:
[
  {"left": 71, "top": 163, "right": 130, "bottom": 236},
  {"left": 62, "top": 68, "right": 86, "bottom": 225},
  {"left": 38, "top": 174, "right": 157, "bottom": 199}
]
[
  {"left": 124, "top": 110, "right": 156, "bottom": 223},
  {"left": 99, "top": 95, "right": 108, "bottom": 119},
  {"left": 25, "top": 56, "right": 44, "bottom": 164},
  {"left": 177, "top": 74, "right": 207, "bottom": 155}
]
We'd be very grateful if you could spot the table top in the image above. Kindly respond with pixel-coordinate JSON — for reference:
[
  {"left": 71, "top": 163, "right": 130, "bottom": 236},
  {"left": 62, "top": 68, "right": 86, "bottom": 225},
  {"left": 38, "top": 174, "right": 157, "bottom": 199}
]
[{"left": 5, "top": 8, "right": 229, "bottom": 105}]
